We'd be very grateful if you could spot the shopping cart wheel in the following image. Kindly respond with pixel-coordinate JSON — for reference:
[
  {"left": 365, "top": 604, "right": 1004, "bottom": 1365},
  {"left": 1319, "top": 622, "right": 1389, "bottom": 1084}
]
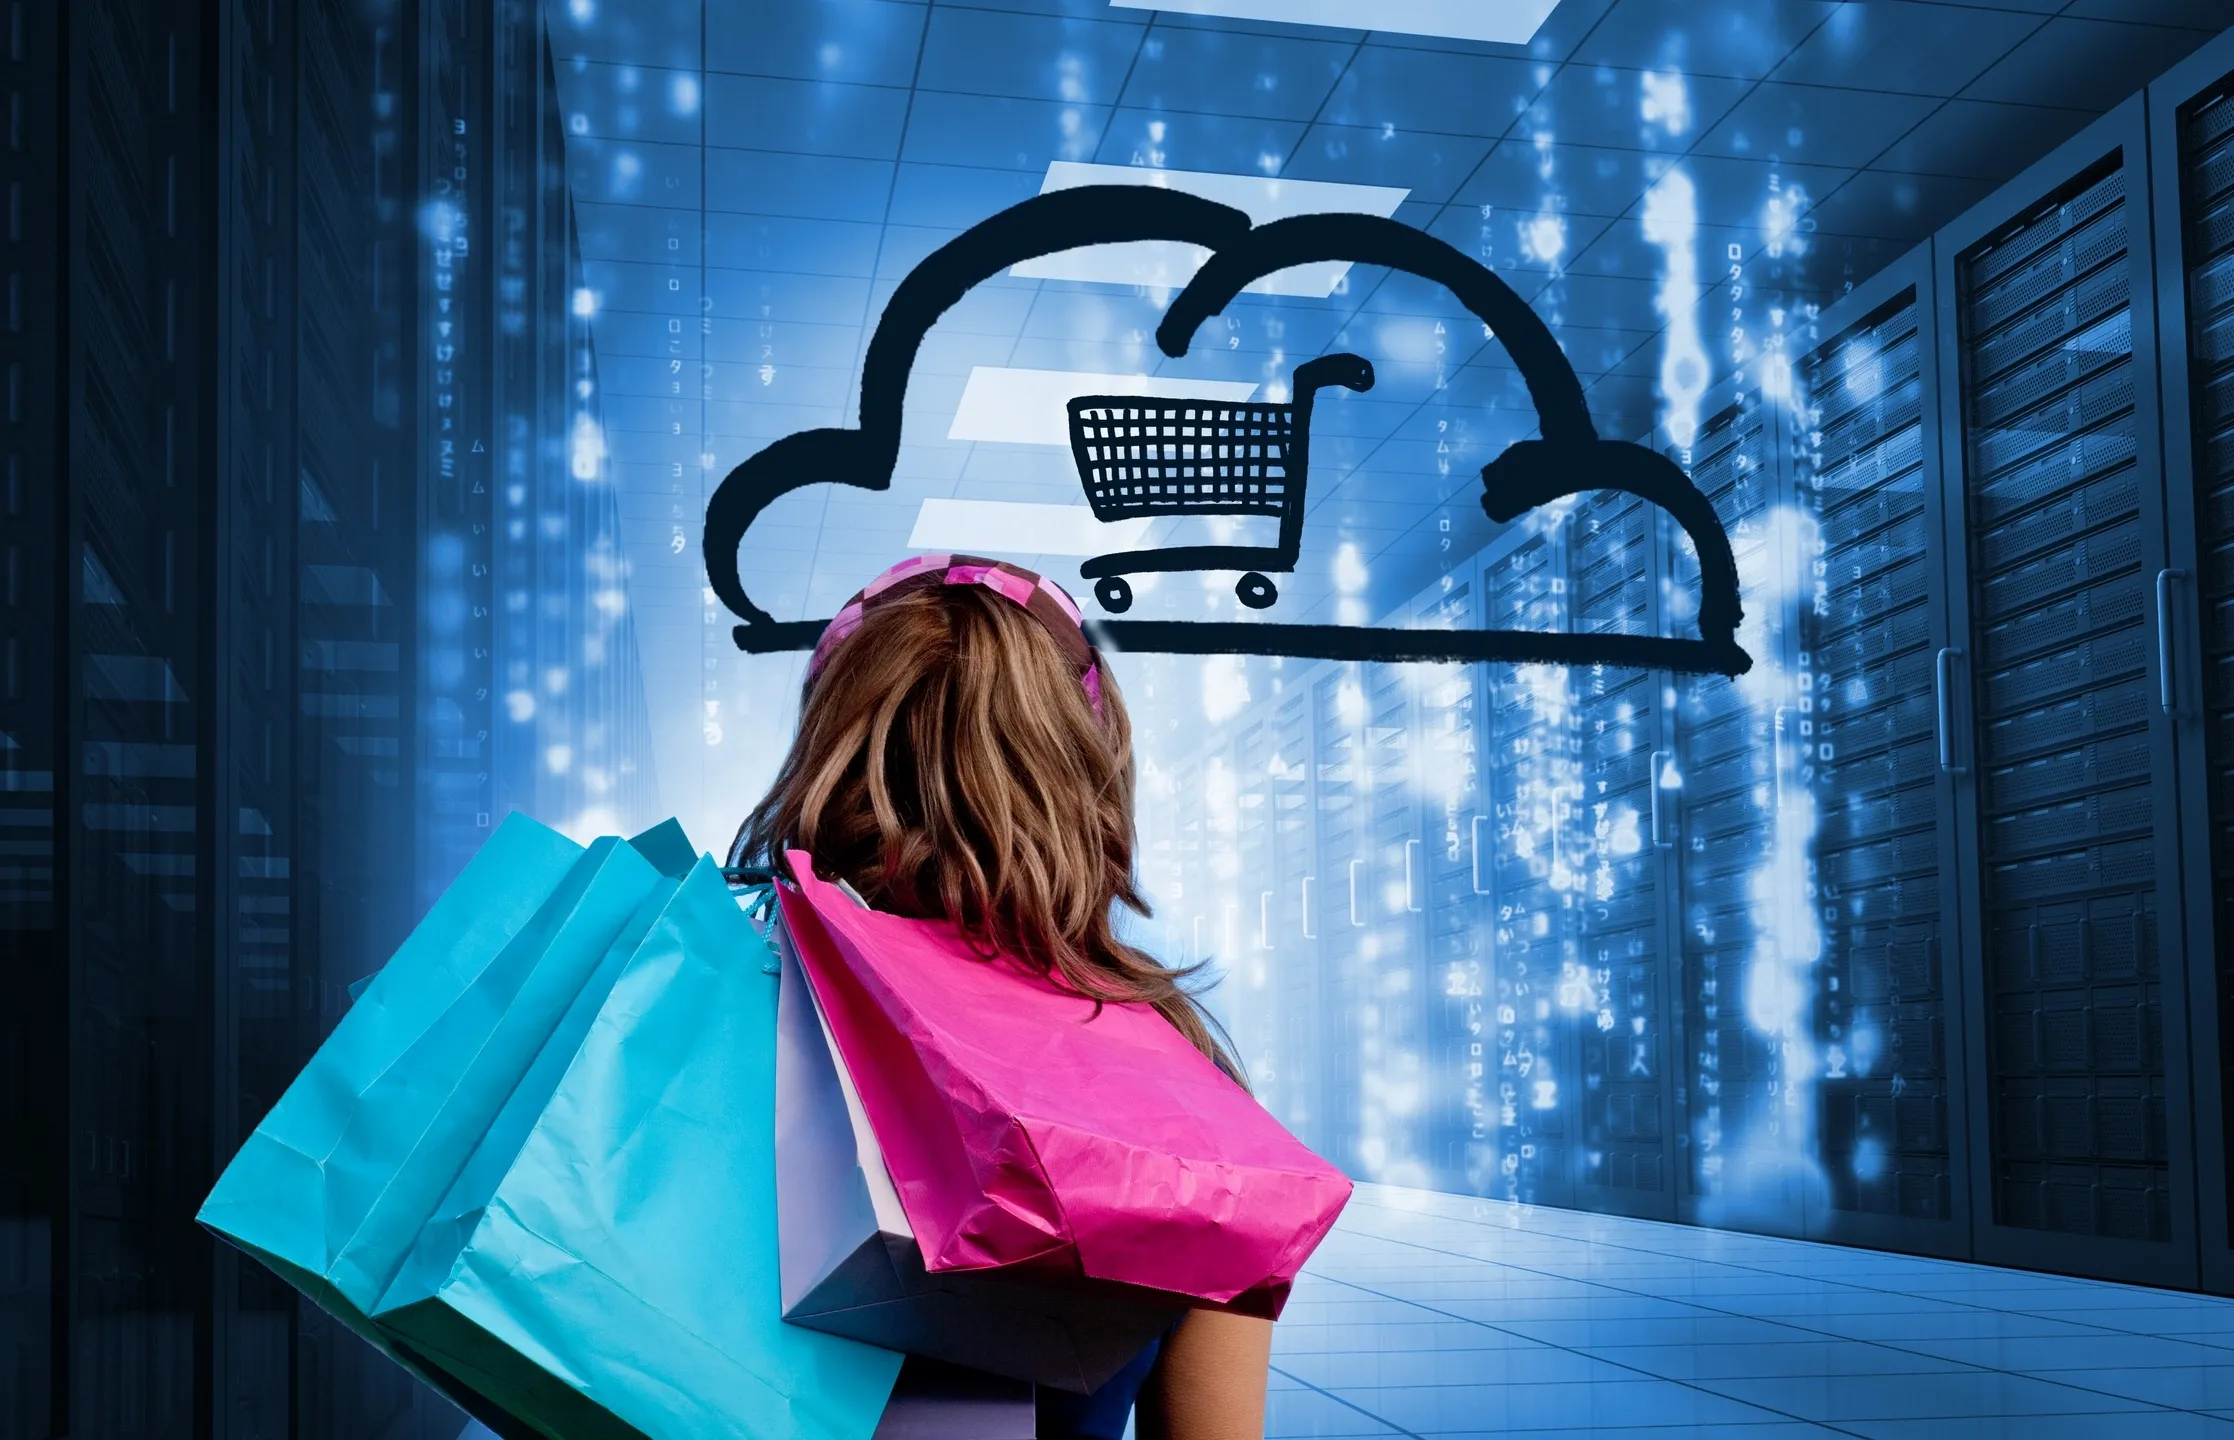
[
  {"left": 1236, "top": 573, "right": 1279, "bottom": 609},
  {"left": 1094, "top": 575, "right": 1134, "bottom": 613}
]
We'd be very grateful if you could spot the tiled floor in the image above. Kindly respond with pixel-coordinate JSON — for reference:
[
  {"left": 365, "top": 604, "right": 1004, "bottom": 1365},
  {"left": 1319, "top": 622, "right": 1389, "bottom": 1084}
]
[{"left": 1268, "top": 1183, "right": 2234, "bottom": 1438}]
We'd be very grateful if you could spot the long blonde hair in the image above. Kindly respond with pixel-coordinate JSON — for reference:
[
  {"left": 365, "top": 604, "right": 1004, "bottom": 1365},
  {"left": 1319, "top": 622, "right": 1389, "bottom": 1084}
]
[{"left": 733, "top": 581, "right": 1241, "bottom": 1081}]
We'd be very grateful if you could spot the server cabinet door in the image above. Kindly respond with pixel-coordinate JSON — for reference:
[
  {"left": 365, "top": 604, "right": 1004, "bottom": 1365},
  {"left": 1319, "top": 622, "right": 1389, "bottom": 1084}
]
[
  {"left": 2150, "top": 31, "right": 2234, "bottom": 1297},
  {"left": 1797, "top": 253, "right": 1976, "bottom": 1259},
  {"left": 1359, "top": 657, "right": 1432, "bottom": 1187},
  {"left": 1312, "top": 667, "right": 1369, "bottom": 1176},
  {"left": 1568, "top": 488, "right": 1679, "bottom": 1220},
  {"left": 1231, "top": 714, "right": 1280, "bottom": 1106},
  {"left": 1412, "top": 572, "right": 1496, "bottom": 1194},
  {"left": 1666, "top": 392, "right": 1809, "bottom": 1236},
  {"left": 1938, "top": 98, "right": 2201, "bottom": 1288},
  {"left": 1265, "top": 684, "right": 1326, "bottom": 1154},
  {"left": 1480, "top": 530, "right": 1578, "bottom": 1209}
]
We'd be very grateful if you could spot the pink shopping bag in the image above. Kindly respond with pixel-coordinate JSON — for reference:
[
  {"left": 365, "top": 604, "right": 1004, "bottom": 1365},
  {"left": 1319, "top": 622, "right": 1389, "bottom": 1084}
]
[{"left": 777, "top": 851, "right": 1351, "bottom": 1318}]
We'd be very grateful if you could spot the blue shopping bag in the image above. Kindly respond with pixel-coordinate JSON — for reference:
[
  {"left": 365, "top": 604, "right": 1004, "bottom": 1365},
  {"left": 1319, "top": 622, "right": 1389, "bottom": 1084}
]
[
  {"left": 198, "top": 813, "right": 677, "bottom": 1368},
  {"left": 369, "top": 854, "right": 904, "bottom": 1440}
]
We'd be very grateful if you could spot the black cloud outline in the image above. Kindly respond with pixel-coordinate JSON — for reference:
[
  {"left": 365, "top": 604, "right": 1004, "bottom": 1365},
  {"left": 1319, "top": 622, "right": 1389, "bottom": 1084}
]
[{"left": 702, "top": 185, "right": 1751, "bottom": 678}]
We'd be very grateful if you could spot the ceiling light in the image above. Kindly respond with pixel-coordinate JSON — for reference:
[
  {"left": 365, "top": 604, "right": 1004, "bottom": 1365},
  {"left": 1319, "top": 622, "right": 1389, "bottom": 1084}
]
[{"left": 1107, "top": 0, "right": 1561, "bottom": 47}]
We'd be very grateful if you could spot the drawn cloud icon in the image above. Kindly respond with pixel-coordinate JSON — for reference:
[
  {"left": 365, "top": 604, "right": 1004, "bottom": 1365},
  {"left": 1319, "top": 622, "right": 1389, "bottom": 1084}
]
[{"left": 702, "top": 185, "right": 1750, "bottom": 679}]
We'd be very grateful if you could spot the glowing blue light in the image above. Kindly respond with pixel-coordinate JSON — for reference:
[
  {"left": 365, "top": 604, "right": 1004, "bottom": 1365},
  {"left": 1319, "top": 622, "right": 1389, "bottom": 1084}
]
[
  {"left": 1641, "top": 69, "right": 1691, "bottom": 136},
  {"left": 669, "top": 74, "right": 700, "bottom": 115},
  {"left": 1763, "top": 184, "right": 1811, "bottom": 258},
  {"left": 1643, "top": 167, "right": 1708, "bottom": 450},
  {"left": 570, "top": 412, "right": 606, "bottom": 480},
  {"left": 1520, "top": 211, "right": 1566, "bottom": 265},
  {"left": 572, "top": 287, "right": 598, "bottom": 318}
]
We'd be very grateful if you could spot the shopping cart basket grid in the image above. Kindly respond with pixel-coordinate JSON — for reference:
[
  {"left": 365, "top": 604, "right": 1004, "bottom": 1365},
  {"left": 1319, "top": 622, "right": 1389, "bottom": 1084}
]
[{"left": 1066, "top": 352, "right": 1373, "bottom": 614}]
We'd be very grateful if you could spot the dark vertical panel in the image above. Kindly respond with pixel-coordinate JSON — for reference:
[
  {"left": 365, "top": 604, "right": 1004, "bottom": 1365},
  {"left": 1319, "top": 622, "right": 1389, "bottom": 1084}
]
[
  {"left": 0, "top": 0, "right": 66, "bottom": 1432},
  {"left": 1481, "top": 531, "right": 1574, "bottom": 1210},
  {"left": 1955, "top": 161, "right": 2176, "bottom": 1251},
  {"left": 2179, "top": 74, "right": 2234, "bottom": 1282},
  {"left": 416, "top": 0, "right": 496, "bottom": 908},
  {"left": 210, "top": 0, "right": 305, "bottom": 1430},
  {"left": 1568, "top": 492, "right": 1675, "bottom": 1217},
  {"left": 1802, "top": 286, "right": 1966, "bottom": 1250},
  {"left": 291, "top": 0, "right": 433, "bottom": 1433},
  {"left": 67, "top": 0, "right": 215, "bottom": 1431}
]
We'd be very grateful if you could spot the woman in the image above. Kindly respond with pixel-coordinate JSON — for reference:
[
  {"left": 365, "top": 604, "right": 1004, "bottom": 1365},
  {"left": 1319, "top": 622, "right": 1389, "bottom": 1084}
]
[{"left": 731, "top": 554, "right": 1273, "bottom": 1440}]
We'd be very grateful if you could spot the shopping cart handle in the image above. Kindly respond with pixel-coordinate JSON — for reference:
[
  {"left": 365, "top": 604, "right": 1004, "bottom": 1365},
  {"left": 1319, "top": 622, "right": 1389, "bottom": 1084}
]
[{"left": 1293, "top": 352, "right": 1374, "bottom": 397}]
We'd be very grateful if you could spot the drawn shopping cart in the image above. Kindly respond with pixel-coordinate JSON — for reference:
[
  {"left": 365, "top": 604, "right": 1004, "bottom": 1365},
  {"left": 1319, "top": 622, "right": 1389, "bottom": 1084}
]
[{"left": 1064, "top": 351, "right": 1375, "bottom": 614}]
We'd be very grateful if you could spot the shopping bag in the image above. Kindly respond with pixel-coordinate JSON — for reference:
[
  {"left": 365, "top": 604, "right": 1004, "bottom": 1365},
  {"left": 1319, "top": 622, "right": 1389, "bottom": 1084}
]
[
  {"left": 870, "top": 1359, "right": 1035, "bottom": 1440},
  {"left": 773, "top": 910, "right": 1183, "bottom": 1393},
  {"left": 198, "top": 813, "right": 676, "bottom": 1359},
  {"left": 778, "top": 852, "right": 1352, "bottom": 1319},
  {"left": 368, "top": 853, "right": 904, "bottom": 1440}
]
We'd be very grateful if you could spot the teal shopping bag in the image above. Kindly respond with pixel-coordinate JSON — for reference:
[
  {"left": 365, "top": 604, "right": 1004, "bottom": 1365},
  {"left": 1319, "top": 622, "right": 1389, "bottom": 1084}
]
[
  {"left": 197, "top": 813, "right": 677, "bottom": 1367},
  {"left": 371, "top": 856, "right": 904, "bottom": 1440}
]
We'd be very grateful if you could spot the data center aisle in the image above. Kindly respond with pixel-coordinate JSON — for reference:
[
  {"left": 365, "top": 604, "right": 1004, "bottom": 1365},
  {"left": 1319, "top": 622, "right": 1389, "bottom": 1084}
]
[{"left": 1271, "top": 1184, "right": 2234, "bottom": 1439}]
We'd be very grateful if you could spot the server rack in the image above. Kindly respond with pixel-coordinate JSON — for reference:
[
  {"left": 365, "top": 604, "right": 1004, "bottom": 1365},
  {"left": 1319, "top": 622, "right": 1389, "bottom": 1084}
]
[
  {"left": 2150, "top": 25, "right": 2234, "bottom": 1298},
  {"left": 1477, "top": 524, "right": 1577, "bottom": 1209},
  {"left": 1665, "top": 390, "right": 1806, "bottom": 1232},
  {"left": 1569, "top": 477, "right": 1681, "bottom": 1220},
  {"left": 1797, "top": 248, "right": 1975, "bottom": 1259},
  {"left": 1937, "top": 97, "right": 2202, "bottom": 1288}
]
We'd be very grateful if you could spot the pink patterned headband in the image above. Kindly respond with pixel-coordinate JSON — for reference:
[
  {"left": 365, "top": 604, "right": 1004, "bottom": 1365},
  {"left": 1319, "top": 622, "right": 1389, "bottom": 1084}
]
[{"left": 809, "top": 554, "right": 1104, "bottom": 717}]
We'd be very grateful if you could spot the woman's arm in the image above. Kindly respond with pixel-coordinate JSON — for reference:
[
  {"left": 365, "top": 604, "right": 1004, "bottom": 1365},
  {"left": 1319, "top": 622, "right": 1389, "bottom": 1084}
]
[{"left": 1134, "top": 1308, "right": 1274, "bottom": 1440}]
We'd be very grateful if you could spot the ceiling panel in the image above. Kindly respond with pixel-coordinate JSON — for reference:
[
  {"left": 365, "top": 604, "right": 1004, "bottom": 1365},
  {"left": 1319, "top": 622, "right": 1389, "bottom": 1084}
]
[
  {"left": 1567, "top": 0, "right": 1841, "bottom": 80},
  {"left": 1694, "top": 83, "right": 1941, "bottom": 171},
  {"left": 1284, "top": 125, "right": 1496, "bottom": 204},
  {"left": 1511, "top": 65, "right": 1753, "bottom": 151},
  {"left": 1115, "top": 25, "right": 1354, "bottom": 122},
  {"left": 1317, "top": 45, "right": 1544, "bottom": 138},
  {"left": 701, "top": 73, "right": 910, "bottom": 159},
  {"left": 900, "top": 91, "right": 1114, "bottom": 170},
  {"left": 706, "top": 0, "right": 925, "bottom": 85},
  {"left": 1962, "top": 18, "right": 2216, "bottom": 112},
  {"left": 915, "top": 7, "right": 1144, "bottom": 102},
  {"left": 1866, "top": 97, "right": 2097, "bottom": 181},
  {"left": 1768, "top": 1, "right": 2045, "bottom": 97}
]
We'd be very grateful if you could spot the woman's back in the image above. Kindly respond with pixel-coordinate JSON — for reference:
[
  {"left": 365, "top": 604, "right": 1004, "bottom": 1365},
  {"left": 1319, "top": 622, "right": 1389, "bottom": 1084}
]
[{"left": 734, "top": 555, "right": 1272, "bottom": 1439}]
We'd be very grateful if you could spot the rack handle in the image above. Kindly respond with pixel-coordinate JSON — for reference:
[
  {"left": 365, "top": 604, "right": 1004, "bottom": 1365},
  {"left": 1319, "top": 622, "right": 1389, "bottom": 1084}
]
[
  {"left": 1404, "top": 839, "right": 1422, "bottom": 913},
  {"left": 1649, "top": 750, "right": 1674, "bottom": 848},
  {"left": 1936, "top": 647, "right": 1966, "bottom": 776},
  {"left": 2158, "top": 568, "right": 2186, "bottom": 716},
  {"left": 1772, "top": 707, "right": 1792, "bottom": 814},
  {"left": 1471, "top": 814, "right": 1491, "bottom": 894},
  {"left": 1301, "top": 876, "right": 1315, "bottom": 940},
  {"left": 1348, "top": 859, "right": 1363, "bottom": 929},
  {"left": 1259, "top": 890, "right": 1271, "bottom": 951}
]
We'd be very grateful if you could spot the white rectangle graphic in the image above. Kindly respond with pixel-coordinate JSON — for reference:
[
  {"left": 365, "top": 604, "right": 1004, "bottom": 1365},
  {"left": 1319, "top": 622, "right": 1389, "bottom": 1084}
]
[
  {"left": 947, "top": 365, "right": 1258, "bottom": 447},
  {"left": 1011, "top": 162, "right": 1408, "bottom": 297},
  {"left": 908, "top": 499, "right": 1156, "bottom": 558}
]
